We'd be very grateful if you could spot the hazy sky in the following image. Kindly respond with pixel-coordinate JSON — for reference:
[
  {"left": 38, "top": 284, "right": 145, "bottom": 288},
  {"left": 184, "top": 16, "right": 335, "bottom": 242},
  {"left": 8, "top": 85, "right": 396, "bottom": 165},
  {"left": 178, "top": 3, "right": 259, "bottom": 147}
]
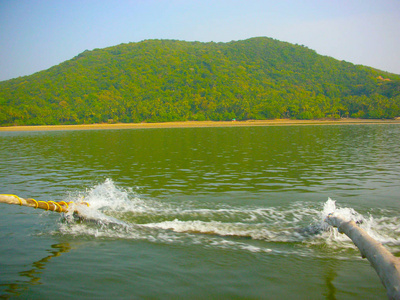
[{"left": 1, "top": 0, "right": 399, "bottom": 81}]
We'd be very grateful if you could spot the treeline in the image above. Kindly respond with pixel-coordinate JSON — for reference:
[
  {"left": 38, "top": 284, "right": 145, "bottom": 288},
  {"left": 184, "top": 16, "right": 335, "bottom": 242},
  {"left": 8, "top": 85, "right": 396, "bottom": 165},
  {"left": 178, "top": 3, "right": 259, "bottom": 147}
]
[{"left": 1, "top": 37, "right": 400, "bottom": 126}]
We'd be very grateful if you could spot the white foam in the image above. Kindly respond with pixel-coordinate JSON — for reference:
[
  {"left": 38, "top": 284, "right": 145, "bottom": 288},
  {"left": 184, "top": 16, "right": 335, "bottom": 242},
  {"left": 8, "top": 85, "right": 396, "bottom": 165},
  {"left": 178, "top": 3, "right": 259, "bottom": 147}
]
[
  {"left": 56, "top": 180, "right": 400, "bottom": 254},
  {"left": 319, "top": 198, "right": 400, "bottom": 249}
]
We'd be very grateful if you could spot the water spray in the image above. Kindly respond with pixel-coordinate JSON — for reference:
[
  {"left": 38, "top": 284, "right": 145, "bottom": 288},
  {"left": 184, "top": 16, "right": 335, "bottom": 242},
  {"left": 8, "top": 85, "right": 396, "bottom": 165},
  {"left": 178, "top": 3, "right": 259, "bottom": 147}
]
[{"left": 325, "top": 199, "right": 400, "bottom": 300}]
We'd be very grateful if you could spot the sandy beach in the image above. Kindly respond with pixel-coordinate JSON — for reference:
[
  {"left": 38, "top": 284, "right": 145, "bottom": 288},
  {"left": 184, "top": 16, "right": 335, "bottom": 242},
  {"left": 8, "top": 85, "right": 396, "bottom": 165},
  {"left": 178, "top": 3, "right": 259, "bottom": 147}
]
[{"left": 1, "top": 119, "right": 399, "bottom": 132}]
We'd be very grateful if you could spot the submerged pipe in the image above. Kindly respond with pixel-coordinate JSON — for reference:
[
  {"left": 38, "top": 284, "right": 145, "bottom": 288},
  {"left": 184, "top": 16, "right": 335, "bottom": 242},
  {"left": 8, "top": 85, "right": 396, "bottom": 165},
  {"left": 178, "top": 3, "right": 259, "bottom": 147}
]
[{"left": 326, "top": 214, "right": 400, "bottom": 300}]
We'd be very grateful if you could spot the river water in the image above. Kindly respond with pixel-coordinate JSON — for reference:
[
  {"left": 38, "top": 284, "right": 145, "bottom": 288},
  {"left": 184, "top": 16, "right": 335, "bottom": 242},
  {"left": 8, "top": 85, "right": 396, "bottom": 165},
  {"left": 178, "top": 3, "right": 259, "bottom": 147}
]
[{"left": 0, "top": 124, "right": 399, "bottom": 299}]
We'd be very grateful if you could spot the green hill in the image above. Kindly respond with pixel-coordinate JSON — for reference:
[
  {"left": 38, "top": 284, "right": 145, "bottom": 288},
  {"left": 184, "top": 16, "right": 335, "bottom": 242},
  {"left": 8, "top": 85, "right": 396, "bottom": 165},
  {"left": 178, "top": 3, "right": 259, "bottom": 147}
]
[{"left": 1, "top": 37, "right": 400, "bottom": 126}]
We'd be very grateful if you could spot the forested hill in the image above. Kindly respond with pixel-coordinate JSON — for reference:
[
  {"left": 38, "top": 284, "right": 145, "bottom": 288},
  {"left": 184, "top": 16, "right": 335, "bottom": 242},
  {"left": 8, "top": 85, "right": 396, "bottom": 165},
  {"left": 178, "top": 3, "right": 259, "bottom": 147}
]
[{"left": 1, "top": 37, "right": 400, "bottom": 126}]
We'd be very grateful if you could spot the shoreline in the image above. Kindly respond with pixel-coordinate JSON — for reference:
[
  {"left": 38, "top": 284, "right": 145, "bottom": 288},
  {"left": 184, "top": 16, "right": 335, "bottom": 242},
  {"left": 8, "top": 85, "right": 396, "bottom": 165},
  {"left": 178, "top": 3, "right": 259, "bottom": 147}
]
[{"left": 1, "top": 119, "right": 400, "bottom": 132}]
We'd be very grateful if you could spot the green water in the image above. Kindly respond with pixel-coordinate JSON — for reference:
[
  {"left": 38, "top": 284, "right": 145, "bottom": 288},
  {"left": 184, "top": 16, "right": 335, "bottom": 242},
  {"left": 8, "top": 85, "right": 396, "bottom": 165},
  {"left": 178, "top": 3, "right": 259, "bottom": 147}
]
[{"left": 1, "top": 124, "right": 399, "bottom": 299}]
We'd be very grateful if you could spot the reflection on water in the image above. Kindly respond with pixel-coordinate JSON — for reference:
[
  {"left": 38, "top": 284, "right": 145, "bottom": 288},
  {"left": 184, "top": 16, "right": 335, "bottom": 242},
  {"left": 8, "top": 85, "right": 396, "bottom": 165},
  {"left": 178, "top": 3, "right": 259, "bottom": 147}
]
[
  {"left": 0, "top": 243, "right": 71, "bottom": 299},
  {"left": 1, "top": 126, "right": 399, "bottom": 205},
  {"left": 324, "top": 263, "right": 338, "bottom": 300}
]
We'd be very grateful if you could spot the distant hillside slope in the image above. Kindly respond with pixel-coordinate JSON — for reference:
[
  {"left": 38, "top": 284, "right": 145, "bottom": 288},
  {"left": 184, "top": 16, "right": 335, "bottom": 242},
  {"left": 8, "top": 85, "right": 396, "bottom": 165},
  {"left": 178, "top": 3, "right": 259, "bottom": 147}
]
[{"left": 1, "top": 37, "right": 400, "bottom": 126}]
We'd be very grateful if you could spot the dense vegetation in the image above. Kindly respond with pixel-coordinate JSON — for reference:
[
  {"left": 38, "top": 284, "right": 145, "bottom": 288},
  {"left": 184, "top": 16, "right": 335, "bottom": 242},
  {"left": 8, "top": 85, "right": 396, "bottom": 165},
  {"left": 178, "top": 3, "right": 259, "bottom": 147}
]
[{"left": 1, "top": 37, "right": 400, "bottom": 126}]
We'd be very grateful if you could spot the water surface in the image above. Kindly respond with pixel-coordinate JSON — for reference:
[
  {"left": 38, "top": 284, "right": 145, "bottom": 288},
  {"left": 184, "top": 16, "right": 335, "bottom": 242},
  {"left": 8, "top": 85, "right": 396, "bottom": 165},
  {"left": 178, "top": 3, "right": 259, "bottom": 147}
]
[{"left": 1, "top": 124, "right": 399, "bottom": 299}]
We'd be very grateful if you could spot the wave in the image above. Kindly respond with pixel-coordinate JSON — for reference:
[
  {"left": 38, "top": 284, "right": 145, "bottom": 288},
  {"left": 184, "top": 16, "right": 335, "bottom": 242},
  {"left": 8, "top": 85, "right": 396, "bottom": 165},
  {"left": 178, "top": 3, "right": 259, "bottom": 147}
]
[{"left": 55, "top": 179, "right": 400, "bottom": 255}]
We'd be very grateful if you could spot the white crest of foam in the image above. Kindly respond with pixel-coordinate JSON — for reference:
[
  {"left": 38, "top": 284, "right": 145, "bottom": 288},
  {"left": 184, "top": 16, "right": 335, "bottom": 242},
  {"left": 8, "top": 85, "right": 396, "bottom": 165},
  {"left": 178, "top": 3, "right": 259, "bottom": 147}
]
[
  {"left": 143, "top": 219, "right": 258, "bottom": 237},
  {"left": 57, "top": 180, "right": 400, "bottom": 254},
  {"left": 82, "top": 178, "right": 138, "bottom": 211},
  {"left": 67, "top": 178, "right": 162, "bottom": 215},
  {"left": 320, "top": 198, "right": 400, "bottom": 247}
]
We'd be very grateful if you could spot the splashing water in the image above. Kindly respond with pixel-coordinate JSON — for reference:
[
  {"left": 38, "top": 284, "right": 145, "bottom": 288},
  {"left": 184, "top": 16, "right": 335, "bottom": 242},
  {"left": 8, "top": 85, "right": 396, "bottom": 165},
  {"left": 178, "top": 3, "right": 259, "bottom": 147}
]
[
  {"left": 57, "top": 179, "right": 400, "bottom": 255},
  {"left": 320, "top": 198, "right": 400, "bottom": 247}
]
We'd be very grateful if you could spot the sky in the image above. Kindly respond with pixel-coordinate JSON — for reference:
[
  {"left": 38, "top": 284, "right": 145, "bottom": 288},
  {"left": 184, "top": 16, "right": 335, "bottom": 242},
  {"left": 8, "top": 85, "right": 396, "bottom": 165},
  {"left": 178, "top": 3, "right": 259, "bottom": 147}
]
[{"left": 0, "top": 0, "right": 400, "bottom": 81}]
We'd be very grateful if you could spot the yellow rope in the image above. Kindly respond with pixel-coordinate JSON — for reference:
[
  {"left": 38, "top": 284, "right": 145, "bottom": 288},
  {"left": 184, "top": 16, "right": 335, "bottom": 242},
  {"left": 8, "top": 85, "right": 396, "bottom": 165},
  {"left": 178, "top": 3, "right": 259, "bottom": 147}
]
[
  {"left": 29, "top": 198, "right": 39, "bottom": 209},
  {"left": 48, "top": 201, "right": 62, "bottom": 212},
  {"left": 79, "top": 196, "right": 89, "bottom": 207},
  {"left": 38, "top": 201, "right": 49, "bottom": 211},
  {"left": 59, "top": 201, "right": 69, "bottom": 208}
]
